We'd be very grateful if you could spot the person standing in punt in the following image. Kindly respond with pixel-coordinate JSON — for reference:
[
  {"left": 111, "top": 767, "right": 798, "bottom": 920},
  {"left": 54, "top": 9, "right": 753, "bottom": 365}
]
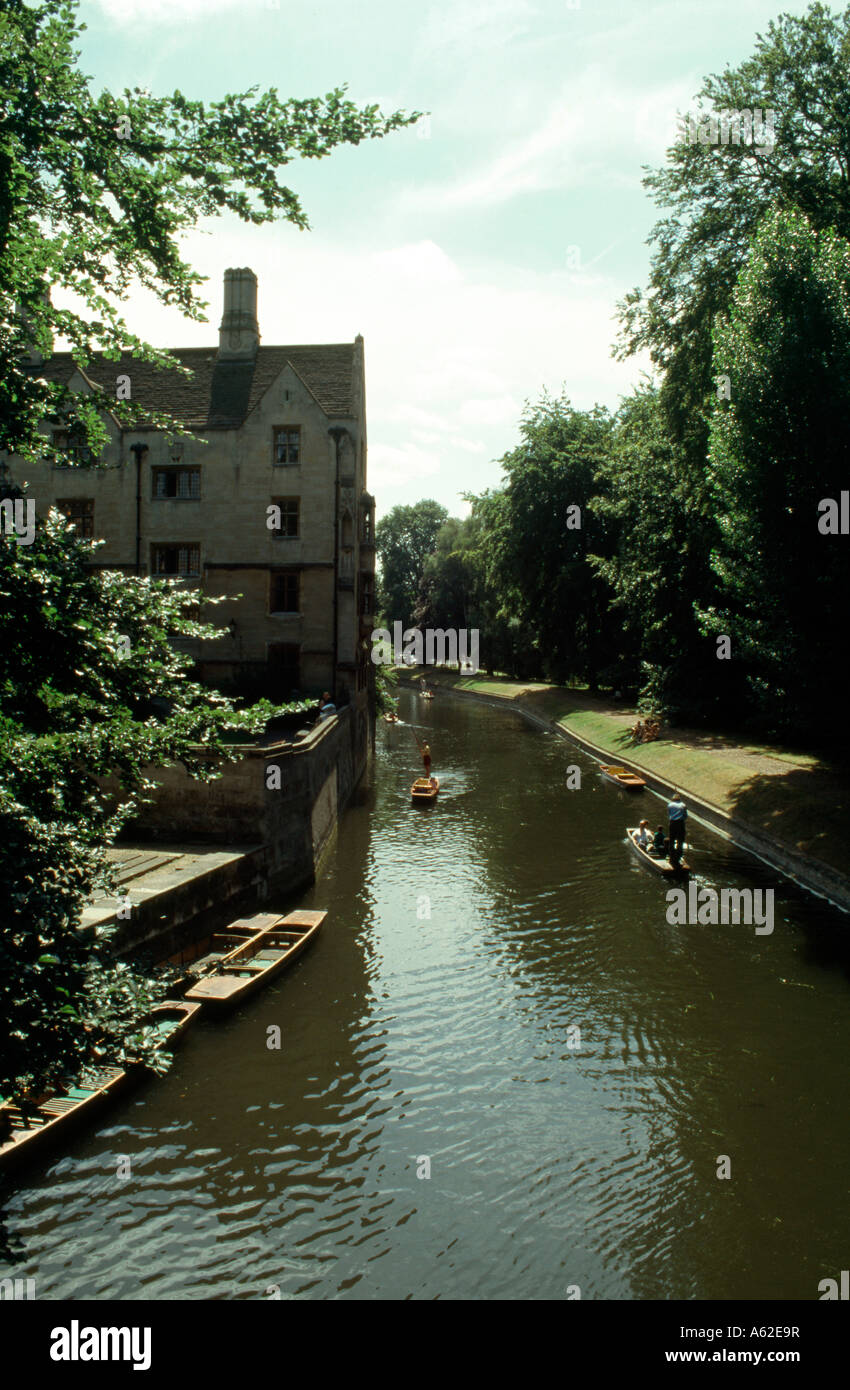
[{"left": 667, "top": 791, "right": 687, "bottom": 865}]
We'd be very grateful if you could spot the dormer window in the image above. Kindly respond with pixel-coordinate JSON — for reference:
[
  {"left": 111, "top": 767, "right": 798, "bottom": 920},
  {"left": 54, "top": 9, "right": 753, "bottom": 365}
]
[{"left": 274, "top": 427, "right": 300, "bottom": 466}]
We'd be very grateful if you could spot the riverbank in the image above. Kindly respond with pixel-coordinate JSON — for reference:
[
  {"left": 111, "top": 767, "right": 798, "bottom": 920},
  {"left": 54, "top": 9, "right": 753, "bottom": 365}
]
[{"left": 401, "top": 670, "right": 850, "bottom": 911}]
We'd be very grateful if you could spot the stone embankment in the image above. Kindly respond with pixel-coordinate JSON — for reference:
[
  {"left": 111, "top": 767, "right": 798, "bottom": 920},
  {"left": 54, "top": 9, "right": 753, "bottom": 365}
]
[{"left": 93, "top": 698, "right": 370, "bottom": 959}]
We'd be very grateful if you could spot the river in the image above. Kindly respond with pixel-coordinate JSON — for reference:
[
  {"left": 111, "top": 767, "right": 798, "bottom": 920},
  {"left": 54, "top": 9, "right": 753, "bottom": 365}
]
[{"left": 2, "top": 687, "right": 849, "bottom": 1300}]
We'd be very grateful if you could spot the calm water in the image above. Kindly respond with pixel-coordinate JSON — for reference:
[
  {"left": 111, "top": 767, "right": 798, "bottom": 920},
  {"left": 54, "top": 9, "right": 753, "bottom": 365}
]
[{"left": 2, "top": 688, "right": 850, "bottom": 1300}]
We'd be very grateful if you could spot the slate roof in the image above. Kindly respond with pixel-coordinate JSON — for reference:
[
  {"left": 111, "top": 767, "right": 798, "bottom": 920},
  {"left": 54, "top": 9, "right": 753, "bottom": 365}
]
[{"left": 32, "top": 343, "right": 358, "bottom": 429}]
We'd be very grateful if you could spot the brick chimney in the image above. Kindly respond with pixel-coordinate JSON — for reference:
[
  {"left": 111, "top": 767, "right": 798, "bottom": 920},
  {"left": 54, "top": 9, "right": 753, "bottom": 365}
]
[{"left": 218, "top": 267, "right": 259, "bottom": 360}]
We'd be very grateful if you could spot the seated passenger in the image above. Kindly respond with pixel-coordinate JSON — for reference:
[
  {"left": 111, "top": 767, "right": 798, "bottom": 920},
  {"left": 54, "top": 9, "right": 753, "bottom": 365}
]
[
  {"left": 636, "top": 819, "right": 651, "bottom": 848},
  {"left": 653, "top": 825, "right": 666, "bottom": 855},
  {"left": 315, "top": 692, "right": 337, "bottom": 722}
]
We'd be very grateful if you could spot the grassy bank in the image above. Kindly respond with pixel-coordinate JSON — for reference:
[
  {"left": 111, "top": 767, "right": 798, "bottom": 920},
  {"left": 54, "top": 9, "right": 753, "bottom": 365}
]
[{"left": 406, "top": 669, "right": 849, "bottom": 879}]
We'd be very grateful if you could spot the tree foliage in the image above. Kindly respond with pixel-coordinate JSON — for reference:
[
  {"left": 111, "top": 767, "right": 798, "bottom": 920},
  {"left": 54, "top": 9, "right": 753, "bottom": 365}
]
[
  {"left": 477, "top": 394, "right": 617, "bottom": 687},
  {"left": 616, "top": 2, "right": 850, "bottom": 452},
  {"left": 375, "top": 499, "right": 448, "bottom": 628},
  {"left": 700, "top": 208, "right": 850, "bottom": 734}
]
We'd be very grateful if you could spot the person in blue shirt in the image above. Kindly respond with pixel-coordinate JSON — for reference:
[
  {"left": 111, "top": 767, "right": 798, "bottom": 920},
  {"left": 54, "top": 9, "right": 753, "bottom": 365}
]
[
  {"left": 315, "top": 692, "right": 336, "bottom": 723},
  {"left": 667, "top": 792, "right": 687, "bottom": 864}
]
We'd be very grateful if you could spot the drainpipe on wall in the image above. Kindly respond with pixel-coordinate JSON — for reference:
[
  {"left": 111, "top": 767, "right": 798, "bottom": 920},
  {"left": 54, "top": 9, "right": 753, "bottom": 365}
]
[
  {"left": 129, "top": 441, "right": 148, "bottom": 574},
  {"left": 328, "top": 427, "right": 349, "bottom": 705}
]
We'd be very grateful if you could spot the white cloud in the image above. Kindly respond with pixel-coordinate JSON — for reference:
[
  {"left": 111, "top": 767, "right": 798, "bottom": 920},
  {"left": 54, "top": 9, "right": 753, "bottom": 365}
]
[
  {"left": 399, "top": 69, "right": 697, "bottom": 212},
  {"left": 416, "top": 0, "right": 538, "bottom": 57},
  {"left": 369, "top": 441, "right": 442, "bottom": 492},
  {"left": 93, "top": 0, "right": 249, "bottom": 23}
]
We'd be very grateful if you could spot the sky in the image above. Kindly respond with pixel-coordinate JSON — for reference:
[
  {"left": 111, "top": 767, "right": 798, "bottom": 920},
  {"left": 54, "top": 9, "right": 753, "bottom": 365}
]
[{"left": 68, "top": 0, "right": 819, "bottom": 518}]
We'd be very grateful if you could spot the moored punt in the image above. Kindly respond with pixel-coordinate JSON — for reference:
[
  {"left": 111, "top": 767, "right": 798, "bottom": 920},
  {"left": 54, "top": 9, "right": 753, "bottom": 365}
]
[
  {"left": 384, "top": 712, "right": 400, "bottom": 723},
  {"left": 140, "top": 1000, "right": 202, "bottom": 1051},
  {"left": 411, "top": 776, "right": 439, "bottom": 804},
  {"left": 601, "top": 764, "right": 646, "bottom": 791},
  {"left": 0, "top": 1066, "right": 130, "bottom": 1176},
  {"left": 627, "top": 827, "right": 690, "bottom": 876},
  {"left": 163, "top": 913, "right": 284, "bottom": 980},
  {"left": 183, "top": 911, "right": 326, "bottom": 1014}
]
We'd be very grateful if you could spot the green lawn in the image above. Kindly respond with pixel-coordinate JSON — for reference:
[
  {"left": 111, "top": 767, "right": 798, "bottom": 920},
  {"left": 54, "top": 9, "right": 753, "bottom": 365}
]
[{"left": 409, "top": 669, "right": 848, "bottom": 876}]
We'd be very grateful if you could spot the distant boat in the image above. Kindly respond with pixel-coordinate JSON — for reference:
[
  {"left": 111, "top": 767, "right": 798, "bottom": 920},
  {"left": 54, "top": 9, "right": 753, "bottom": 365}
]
[
  {"left": 627, "top": 827, "right": 690, "bottom": 876},
  {"left": 601, "top": 764, "right": 646, "bottom": 791},
  {"left": 184, "top": 911, "right": 326, "bottom": 1015},
  {"left": 411, "top": 776, "right": 439, "bottom": 804},
  {"left": 384, "top": 711, "right": 400, "bottom": 723},
  {"left": 419, "top": 690, "right": 434, "bottom": 700}
]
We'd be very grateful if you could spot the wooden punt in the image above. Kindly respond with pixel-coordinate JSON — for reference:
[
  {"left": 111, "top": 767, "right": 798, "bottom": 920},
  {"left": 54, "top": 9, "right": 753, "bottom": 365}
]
[
  {"left": 627, "top": 827, "right": 690, "bottom": 876},
  {"left": 140, "top": 1000, "right": 202, "bottom": 1050},
  {"left": 164, "top": 912, "right": 284, "bottom": 980},
  {"left": 601, "top": 764, "right": 646, "bottom": 791},
  {"left": 0, "top": 1066, "right": 131, "bottom": 1176},
  {"left": 183, "top": 910, "right": 326, "bottom": 1014},
  {"left": 419, "top": 691, "right": 434, "bottom": 700},
  {"left": 0, "top": 994, "right": 205, "bottom": 1175},
  {"left": 384, "top": 712, "right": 400, "bottom": 723},
  {"left": 411, "top": 776, "right": 439, "bottom": 804}
]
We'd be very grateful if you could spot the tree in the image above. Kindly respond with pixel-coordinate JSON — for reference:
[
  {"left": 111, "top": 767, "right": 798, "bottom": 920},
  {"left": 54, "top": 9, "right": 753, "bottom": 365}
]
[
  {"left": 476, "top": 393, "right": 617, "bottom": 688},
  {"left": 375, "top": 499, "right": 448, "bottom": 628},
  {"left": 413, "top": 516, "right": 476, "bottom": 635},
  {"left": 700, "top": 208, "right": 850, "bottom": 738},
  {"left": 0, "top": 0, "right": 417, "bottom": 1100},
  {"left": 0, "top": 0, "right": 419, "bottom": 464},
  {"left": 589, "top": 384, "right": 734, "bottom": 719},
  {"left": 616, "top": 3, "right": 850, "bottom": 454}
]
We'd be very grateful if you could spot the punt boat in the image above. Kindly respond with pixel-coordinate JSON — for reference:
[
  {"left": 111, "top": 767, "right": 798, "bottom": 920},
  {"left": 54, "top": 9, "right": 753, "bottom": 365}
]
[
  {"left": 627, "top": 827, "right": 690, "bottom": 876},
  {"left": 411, "top": 776, "right": 439, "bottom": 804},
  {"left": 0, "top": 1067, "right": 132, "bottom": 1176},
  {"left": 0, "top": 991, "right": 205, "bottom": 1175},
  {"left": 139, "top": 999, "right": 202, "bottom": 1050},
  {"left": 164, "top": 912, "right": 284, "bottom": 980},
  {"left": 183, "top": 911, "right": 326, "bottom": 1014},
  {"left": 601, "top": 764, "right": 646, "bottom": 791}
]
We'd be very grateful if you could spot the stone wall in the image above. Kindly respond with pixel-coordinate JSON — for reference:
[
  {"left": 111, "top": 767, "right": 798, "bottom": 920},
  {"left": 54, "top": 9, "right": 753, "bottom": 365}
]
[{"left": 118, "top": 696, "right": 370, "bottom": 891}]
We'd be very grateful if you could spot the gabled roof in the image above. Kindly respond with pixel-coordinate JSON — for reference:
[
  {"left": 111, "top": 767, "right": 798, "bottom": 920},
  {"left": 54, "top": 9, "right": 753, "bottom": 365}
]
[{"left": 33, "top": 344, "right": 358, "bottom": 429}]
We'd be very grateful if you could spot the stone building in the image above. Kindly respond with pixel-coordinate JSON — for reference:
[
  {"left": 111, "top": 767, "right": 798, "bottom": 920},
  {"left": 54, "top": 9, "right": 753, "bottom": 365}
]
[{"left": 9, "top": 267, "right": 376, "bottom": 706}]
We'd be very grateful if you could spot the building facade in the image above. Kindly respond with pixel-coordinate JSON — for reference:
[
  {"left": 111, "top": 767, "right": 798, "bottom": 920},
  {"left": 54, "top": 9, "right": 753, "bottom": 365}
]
[{"left": 9, "top": 268, "right": 376, "bottom": 706}]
